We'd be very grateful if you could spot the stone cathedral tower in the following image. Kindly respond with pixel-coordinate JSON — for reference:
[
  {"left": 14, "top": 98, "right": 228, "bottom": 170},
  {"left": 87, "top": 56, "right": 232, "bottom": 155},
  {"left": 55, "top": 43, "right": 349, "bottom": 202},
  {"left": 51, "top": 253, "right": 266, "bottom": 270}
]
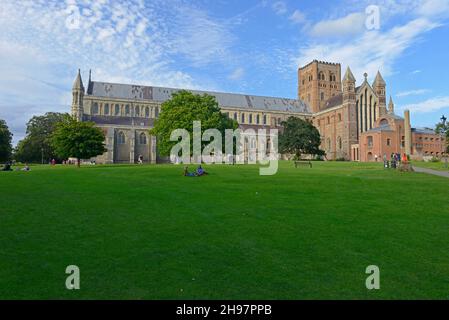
[
  {"left": 71, "top": 69, "right": 84, "bottom": 121},
  {"left": 373, "top": 71, "right": 387, "bottom": 116}
]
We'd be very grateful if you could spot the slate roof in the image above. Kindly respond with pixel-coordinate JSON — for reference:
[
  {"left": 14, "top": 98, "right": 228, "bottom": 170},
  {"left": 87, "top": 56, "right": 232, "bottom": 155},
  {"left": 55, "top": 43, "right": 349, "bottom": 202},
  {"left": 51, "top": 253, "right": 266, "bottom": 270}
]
[
  {"left": 412, "top": 127, "right": 436, "bottom": 135},
  {"left": 87, "top": 81, "right": 311, "bottom": 114},
  {"left": 365, "top": 124, "right": 394, "bottom": 132},
  {"left": 323, "top": 94, "right": 343, "bottom": 110}
]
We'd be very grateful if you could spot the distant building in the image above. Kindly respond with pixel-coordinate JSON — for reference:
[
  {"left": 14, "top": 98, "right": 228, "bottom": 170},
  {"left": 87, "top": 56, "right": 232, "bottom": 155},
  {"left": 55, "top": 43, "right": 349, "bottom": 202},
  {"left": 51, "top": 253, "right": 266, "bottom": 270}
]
[{"left": 70, "top": 60, "right": 446, "bottom": 163}]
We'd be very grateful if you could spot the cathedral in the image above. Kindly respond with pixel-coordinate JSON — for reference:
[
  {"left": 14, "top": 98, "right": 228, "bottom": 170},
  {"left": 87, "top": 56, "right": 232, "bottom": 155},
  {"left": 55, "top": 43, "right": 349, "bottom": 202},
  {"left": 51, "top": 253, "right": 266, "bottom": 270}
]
[{"left": 71, "top": 60, "right": 446, "bottom": 164}]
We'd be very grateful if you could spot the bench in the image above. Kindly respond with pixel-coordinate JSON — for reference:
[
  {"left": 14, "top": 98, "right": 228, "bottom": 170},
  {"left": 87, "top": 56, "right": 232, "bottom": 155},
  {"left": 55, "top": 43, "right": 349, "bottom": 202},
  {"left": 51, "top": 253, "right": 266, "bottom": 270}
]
[{"left": 294, "top": 160, "right": 312, "bottom": 168}]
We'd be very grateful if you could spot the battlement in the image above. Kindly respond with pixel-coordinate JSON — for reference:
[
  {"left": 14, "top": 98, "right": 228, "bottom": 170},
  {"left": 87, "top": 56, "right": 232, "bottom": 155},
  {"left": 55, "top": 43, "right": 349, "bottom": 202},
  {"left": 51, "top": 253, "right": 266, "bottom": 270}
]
[{"left": 299, "top": 59, "right": 341, "bottom": 70}]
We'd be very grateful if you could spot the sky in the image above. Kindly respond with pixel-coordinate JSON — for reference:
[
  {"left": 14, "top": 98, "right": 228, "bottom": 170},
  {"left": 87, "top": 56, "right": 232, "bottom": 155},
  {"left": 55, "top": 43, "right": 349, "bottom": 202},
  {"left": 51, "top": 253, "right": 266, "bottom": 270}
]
[{"left": 1, "top": 0, "right": 449, "bottom": 145}]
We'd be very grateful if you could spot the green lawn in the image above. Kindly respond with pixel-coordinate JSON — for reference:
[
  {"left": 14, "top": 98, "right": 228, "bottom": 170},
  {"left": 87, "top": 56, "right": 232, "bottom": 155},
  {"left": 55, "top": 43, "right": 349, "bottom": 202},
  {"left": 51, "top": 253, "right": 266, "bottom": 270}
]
[
  {"left": 1, "top": 162, "right": 449, "bottom": 300},
  {"left": 412, "top": 160, "right": 449, "bottom": 171}
]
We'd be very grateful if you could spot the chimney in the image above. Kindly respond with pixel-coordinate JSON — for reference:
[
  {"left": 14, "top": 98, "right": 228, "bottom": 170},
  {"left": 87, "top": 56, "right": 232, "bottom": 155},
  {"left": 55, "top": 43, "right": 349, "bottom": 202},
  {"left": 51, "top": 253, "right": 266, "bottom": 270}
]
[{"left": 404, "top": 110, "right": 412, "bottom": 156}]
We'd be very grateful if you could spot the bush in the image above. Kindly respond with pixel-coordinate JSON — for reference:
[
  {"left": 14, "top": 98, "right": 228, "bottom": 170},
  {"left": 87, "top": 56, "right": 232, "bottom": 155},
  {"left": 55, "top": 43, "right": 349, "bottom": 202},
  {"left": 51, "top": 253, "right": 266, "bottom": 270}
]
[{"left": 430, "top": 157, "right": 441, "bottom": 163}]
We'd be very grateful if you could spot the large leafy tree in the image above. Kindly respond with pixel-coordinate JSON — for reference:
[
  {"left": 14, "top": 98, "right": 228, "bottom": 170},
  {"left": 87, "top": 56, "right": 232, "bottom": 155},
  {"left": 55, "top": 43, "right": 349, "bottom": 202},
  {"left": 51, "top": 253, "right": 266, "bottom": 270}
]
[
  {"left": 51, "top": 117, "right": 107, "bottom": 167},
  {"left": 14, "top": 112, "right": 69, "bottom": 163},
  {"left": 150, "top": 90, "right": 238, "bottom": 156},
  {"left": 279, "top": 116, "right": 324, "bottom": 160},
  {"left": 436, "top": 115, "right": 449, "bottom": 153},
  {"left": 0, "top": 119, "right": 13, "bottom": 162}
]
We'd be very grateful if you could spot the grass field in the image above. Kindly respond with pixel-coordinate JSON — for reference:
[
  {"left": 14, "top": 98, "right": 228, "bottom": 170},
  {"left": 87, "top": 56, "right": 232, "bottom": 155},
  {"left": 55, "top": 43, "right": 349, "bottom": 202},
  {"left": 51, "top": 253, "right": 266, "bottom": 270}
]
[
  {"left": 412, "top": 160, "right": 449, "bottom": 171},
  {"left": 1, "top": 161, "right": 449, "bottom": 300}
]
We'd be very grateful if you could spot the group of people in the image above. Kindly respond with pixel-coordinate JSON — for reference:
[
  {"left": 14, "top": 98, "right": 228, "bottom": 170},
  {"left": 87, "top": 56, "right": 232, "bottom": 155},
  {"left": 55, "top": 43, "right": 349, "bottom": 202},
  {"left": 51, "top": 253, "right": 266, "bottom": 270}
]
[
  {"left": 1, "top": 162, "right": 30, "bottom": 172},
  {"left": 183, "top": 165, "right": 208, "bottom": 177},
  {"left": 383, "top": 153, "right": 408, "bottom": 169}
]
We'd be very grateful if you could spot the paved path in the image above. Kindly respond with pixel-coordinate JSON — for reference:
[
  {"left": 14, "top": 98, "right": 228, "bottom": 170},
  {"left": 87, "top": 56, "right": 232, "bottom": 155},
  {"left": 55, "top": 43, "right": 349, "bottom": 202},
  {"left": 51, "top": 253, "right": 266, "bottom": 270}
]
[{"left": 413, "top": 166, "right": 449, "bottom": 179}]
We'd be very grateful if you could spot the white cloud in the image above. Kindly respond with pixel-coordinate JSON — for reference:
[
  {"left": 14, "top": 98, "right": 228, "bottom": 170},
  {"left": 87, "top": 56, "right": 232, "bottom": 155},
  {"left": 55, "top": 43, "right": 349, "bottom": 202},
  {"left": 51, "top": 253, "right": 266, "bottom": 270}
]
[
  {"left": 0, "top": 0, "right": 235, "bottom": 144},
  {"left": 272, "top": 1, "right": 287, "bottom": 15},
  {"left": 309, "top": 12, "right": 366, "bottom": 37},
  {"left": 400, "top": 96, "right": 449, "bottom": 113},
  {"left": 289, "top": 10, "right": 306, "bottom": 24},
  {"left": 228, "top": 68, "right": 245, "bottom": 81},
  {"left": 396, "top": 89, "right": 430, "bottom": 97},
  {"left": 293, "top": 17, "right": 440, "bottom": 83},
  {"left": 410, "top": 69, "right": 422, "bottom": 74},
  {"left": 417, "top": 0, "right": 449, "bottom": 17}
]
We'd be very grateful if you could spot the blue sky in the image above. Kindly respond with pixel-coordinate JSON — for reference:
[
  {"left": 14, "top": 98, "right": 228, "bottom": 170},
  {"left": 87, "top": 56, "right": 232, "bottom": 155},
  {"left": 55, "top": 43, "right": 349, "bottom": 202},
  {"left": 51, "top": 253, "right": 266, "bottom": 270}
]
[{"left": 1, "top": 0, "right": 449, "bottom": 144}]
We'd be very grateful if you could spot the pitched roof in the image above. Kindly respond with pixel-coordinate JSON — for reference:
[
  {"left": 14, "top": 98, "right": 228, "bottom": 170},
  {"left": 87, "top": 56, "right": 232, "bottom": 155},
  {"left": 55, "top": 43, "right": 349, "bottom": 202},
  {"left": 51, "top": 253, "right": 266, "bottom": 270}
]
[
  {"left": 73, "top": 69, "right": 84, "bottom": 91},
  {"left": 343, "top": 67, "right": 355, "bottom": 82},
  {"left": 87, "top": 81, "right": 311, "bottom": 114},
  {"left": 323, "top": 94, "right": 343, "bottom": 110},
  {"left": 373, "top": 71, "right": 386, "bottom": 86},
  {"left": 365, "top": 124, "right": 393, "bottom": 132}
]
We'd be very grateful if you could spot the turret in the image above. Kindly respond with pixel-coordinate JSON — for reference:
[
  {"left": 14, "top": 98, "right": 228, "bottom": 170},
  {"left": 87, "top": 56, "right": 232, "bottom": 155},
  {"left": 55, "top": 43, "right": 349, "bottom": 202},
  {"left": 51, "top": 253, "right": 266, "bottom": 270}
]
[
  {"left": 71, "top": 69, "right": 84, "bottom": 121},
  {"left": 373, "top": 71, "right": 387, "bottom": 115},
  {"left": 343, "top": 66, "right": 356, "bottom": 102},
  {"left": 388, "top": 96, "right": 395, "bottom": 114}
]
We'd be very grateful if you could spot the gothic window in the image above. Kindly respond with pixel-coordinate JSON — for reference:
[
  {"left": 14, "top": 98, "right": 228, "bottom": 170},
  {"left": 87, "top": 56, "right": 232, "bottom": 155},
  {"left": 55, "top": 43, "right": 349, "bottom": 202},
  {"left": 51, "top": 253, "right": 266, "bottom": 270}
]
[
  {"left": 234, "top": 112, "right": 238, "bottom": 121},
  {"left": 117, "top": 131, "right": 126, "bottom": 144},
  {"left": 263, "top": 115, "right": 267, "bottom": 125},
  {"left": 155, "top": 107, "right": 159, "bottom": 118},
  {"left": 115, "top": 104, "right": 120, "bottom": 115},
  {"left": 92, "top": 102, "right": 99, "bottom": 114},
  {"left": 139, "top": 132, "right": 147, "bottom": 145},
  {"left": 256, "top": 114, "right": 260, "bottom": 124},
  {"left": 278, "top": 118, "right": 282, "bottom": 126},
  {"left": 145, "top": 107, "right": 150, "bottom": 117},
  {"left": 249, "top": 114, "right": 253, "bottom": 124},
  {"left": 387, "top": 138, "right": 391, "bottom": 146},
  {"left": 338, "top": 114, "right": 342, "bottom": 122},
  {"left": 367, "top": 136, "right": 373, "bottom": 147},
  {"left": 135, "top": 106, "right": 140, "bottom": 117},
  {"left": 241, "top": 113, "right": 245, "bottom": 123},
  {"left": 125, "top": 105, "right": 130, "bottom": 116},
  {"left": 380, "top": 119, "right": 388, "bottom": 126},
  {"left": 338, "top": 136, "right": 342, "bottom": 150},
  {"left": 104, "top": 104, "right": 109, "bottom": 115}
]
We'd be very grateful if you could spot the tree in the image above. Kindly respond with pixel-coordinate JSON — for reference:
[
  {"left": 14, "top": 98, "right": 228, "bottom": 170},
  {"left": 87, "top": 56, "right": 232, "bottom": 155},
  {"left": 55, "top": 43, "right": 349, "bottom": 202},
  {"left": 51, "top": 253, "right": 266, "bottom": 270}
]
[
  {"left": 51, "top": 117, "right": 107, "bottom": 167},
  {"left": 0, "top": 119, "right": 13, "bottom": 162},
  {"left": 279, "top": 116, "right": 324, "bottom": 160},
  {"left": 436, "top": 115, "right": 449, "bottom": 153},
  {"left": 14, "top": 112, "right": 69, "bottom": 163},
  {"left": 150, "top": 90, "right": 238, "bottom": 156}
]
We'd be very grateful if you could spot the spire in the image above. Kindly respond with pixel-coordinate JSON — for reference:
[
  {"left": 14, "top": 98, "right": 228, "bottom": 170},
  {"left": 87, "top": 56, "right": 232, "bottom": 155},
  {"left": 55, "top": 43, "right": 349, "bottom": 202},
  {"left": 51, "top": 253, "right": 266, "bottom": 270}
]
[
  {"left": 388, "top": 96, "right": 395, "bottom": 114},
  {"left": 373, "top": 71, "right": 386, "bottom": 86},
  {"left": 88, "top": 69, "right": 92, "bottom": 84},
  {"left": 343, "top": 66, "right": 355, "bottom": 82},
  {"left": 73, "top": 69, "right": 84, "bottom": 91}
]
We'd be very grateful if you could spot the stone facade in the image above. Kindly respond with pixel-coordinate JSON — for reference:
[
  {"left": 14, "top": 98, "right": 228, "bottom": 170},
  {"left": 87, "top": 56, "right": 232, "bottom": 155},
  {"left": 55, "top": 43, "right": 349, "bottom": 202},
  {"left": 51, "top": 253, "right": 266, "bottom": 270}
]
[{"left": 70, "top": 60, "right": 446, "bottom": 163}]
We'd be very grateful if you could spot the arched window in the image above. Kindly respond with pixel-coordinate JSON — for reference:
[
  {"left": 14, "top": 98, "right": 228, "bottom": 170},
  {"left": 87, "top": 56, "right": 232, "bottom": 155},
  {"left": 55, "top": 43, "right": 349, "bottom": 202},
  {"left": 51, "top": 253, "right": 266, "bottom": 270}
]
[
  {"left": 155, "top": 107, "right": 159, "bottom": 118},
  {"left": 115, "top": 104, "right": 120, "bottom": 115},
  {"left": 386, "top": 138, "right": 391, "bottom": 146},
  {"left": 241, "top": 113, "right": 245, "bottom": 123},
  {"left": 321, "top": 92, "right": 325, "bottom": 101},
  {"left": 249, "top": 114, "right": 253, "bottom": 124},
  {"left": 139, "top": 132, "right": 147, "bottom": 145},
  {"left": 263, "top": 115, "right": 267, "bottom": 125},
  {"left": 135, "top": 106, "right": 140, "bottom": 117},
  {"left": 125, "top": 105, "right": 130, "bottom": 116},
  {"left": 104, "top": 104, "right": 109, "bottom": 115},
  {"left": 256, "top": 114, "right": 260, "bottom": 124},
  {"left": 278, "top": 118, "right": 282, "bottom": 126},
  {"left": 145, "top": 107, "right": 150, "bottom": 117},
  {"left": 338, "top": 114, "right": 342, "bottom": 122},
  {"left": 234, "top": 112, "right": 238, "bottom": 121},
  {"left": 380, "top": 119, "right": 388, "bottom": 126},
  {"left": 367, "top": 136, "right": 373, "bottom": 147},
  {"left": 92, "top": 102, "right": 99, "bottom": 114},
  {"left": 117, "top": 131, "right": 125, "bottom": 144},
  {"left": 337, "top": 136, "right": 342, "bottom": 150}
]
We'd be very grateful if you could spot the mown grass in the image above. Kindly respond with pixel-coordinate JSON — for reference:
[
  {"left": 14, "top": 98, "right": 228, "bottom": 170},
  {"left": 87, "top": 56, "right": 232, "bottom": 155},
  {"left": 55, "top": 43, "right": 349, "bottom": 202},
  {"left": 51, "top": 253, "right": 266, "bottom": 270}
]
[{"left": 1, "top": 161, "right": 448, "bottom": 299}]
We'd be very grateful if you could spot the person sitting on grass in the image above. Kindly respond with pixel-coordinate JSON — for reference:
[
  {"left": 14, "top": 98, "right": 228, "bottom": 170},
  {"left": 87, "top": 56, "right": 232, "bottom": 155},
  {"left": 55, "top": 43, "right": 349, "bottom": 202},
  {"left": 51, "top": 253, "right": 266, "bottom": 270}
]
[
  {"left": 196, "top": 165, "right": 208, "bottom": 176},
  {"left": 21, "top": 164, "right": 30, "bottom": 171},
  {"left": 183, "top": 166, "right": 197, "bottom": 177},
  {"left": 1, "top": 162, "right": 13, "bottom": 171}
]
